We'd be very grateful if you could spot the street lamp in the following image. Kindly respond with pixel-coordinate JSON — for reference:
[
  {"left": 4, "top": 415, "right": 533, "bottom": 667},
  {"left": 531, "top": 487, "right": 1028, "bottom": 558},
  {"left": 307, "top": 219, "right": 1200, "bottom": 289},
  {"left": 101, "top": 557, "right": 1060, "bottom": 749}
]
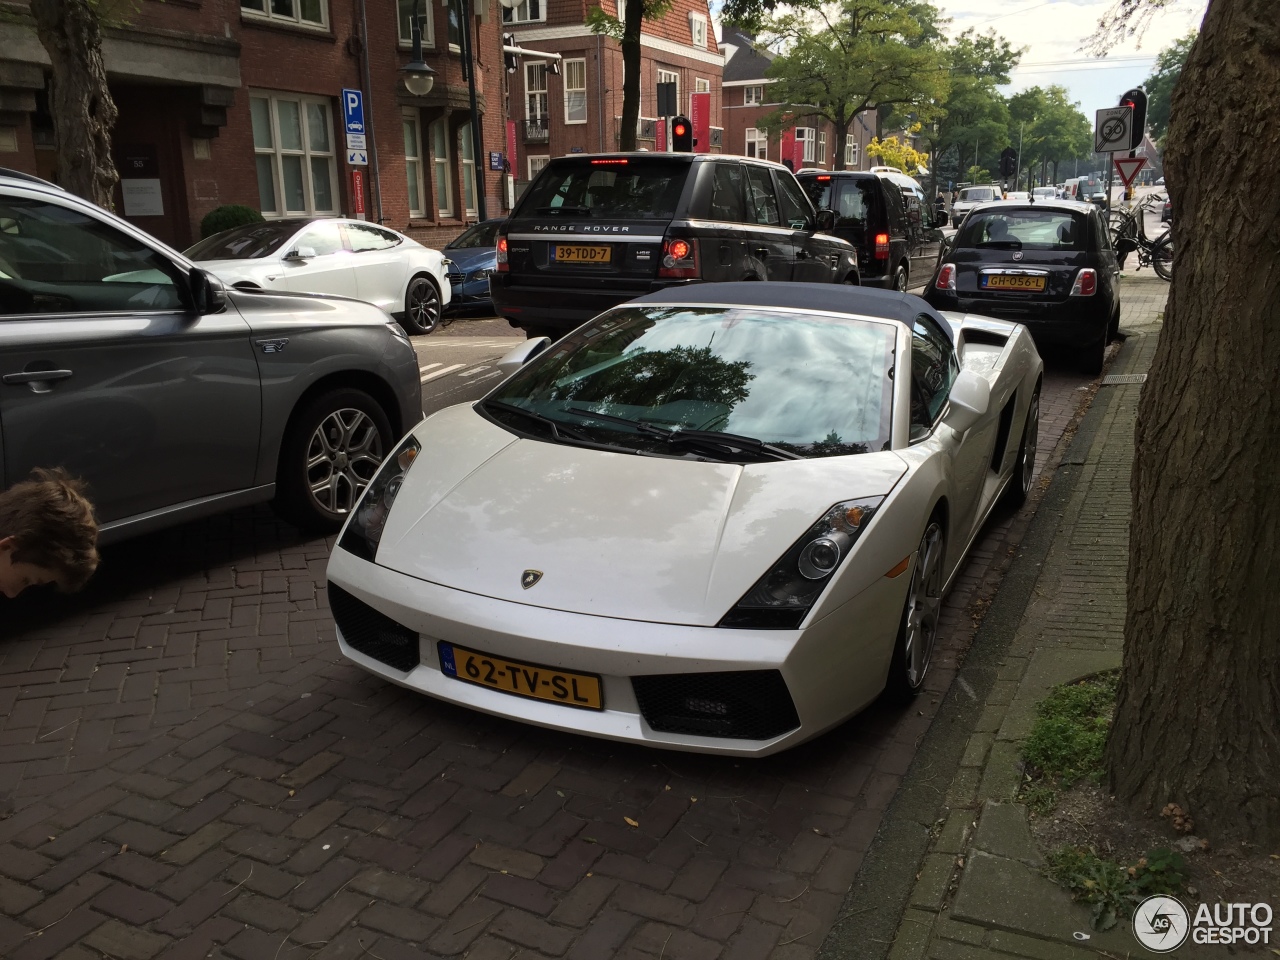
[{"left": 400, "top": 0, "right": 435, "bottom": 95}]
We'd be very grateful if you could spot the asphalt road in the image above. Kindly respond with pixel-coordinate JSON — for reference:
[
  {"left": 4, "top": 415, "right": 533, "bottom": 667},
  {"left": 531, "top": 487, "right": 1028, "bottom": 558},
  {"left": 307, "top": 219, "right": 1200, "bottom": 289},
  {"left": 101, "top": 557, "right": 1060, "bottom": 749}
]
[{"left": 411, "top": 315, "right": 524, "bottom": 416}]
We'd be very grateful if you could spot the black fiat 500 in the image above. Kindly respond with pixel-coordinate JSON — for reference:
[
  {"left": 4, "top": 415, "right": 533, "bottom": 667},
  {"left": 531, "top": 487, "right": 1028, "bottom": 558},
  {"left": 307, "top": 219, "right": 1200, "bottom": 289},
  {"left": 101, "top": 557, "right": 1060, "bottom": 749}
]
[{"left": 924, "top": 200, "right": 1120, "bottom": 373}]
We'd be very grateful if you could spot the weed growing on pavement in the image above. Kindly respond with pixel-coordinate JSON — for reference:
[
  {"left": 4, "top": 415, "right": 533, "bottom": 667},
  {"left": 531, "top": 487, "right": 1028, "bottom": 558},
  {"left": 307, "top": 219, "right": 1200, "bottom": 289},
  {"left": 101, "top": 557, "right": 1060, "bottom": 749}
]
[
  {"left": 1047, "top": 845, "right": 1188, "bottom": 931},
  {"left": 1020, "top": 671, "right": 1118, "bottom": 808}
]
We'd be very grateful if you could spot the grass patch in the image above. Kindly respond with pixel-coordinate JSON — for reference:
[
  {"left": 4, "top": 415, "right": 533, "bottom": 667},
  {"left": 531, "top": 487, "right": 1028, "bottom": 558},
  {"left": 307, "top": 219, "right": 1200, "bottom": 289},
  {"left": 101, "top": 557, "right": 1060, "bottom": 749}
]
[
  {"left": 1047, "top": 845, "right": 1188, "bottom": 931},
  {"left": 1019, "top": 671, "right": 1118, "bottom": 810}
]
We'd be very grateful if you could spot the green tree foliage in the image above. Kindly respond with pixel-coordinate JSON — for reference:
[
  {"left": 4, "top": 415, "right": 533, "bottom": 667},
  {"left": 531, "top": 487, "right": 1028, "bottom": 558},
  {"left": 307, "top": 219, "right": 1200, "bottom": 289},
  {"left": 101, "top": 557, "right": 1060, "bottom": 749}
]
[
  {"left": 755, "top": 0, "right": 949, "bottom": 171},
  {"left": 1144, "top": 31, "right": 1196, "bottom": 146},
  {"left": 1007, "top": 85, "right": 1093, "bottom": 186},
  {"left": 587, "top": 0, "right": 674, "bottom": 151}
]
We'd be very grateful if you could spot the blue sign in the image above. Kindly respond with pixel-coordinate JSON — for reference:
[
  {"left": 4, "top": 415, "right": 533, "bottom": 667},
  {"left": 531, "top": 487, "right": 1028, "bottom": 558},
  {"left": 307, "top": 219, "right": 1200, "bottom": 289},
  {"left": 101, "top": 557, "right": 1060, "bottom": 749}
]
[{"left": 341, "top": 89, "right": 365, "bottom": 135}]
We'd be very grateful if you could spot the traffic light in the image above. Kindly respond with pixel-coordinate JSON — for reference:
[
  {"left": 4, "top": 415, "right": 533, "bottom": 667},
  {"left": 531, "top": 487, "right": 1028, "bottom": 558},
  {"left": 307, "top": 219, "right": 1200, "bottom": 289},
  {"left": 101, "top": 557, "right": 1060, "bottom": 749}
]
[
  {"left": 1119, "top": 88, "right": 1147, "bottom": 149},
  {"left": 672, "top": 115, "right": 693, "bottom": 152},
  {"left": 999, "top": 147, "right": 1017, "bottom": 178},
  {"left": 503, "top": 33, "right": 518, "bottom": 74}
]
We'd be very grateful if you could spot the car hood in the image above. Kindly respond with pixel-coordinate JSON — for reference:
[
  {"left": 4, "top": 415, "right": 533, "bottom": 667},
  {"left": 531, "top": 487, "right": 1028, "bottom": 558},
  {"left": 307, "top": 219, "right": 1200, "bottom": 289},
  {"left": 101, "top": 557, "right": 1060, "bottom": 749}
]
[
  {"left": 443, "top": 248, "right": 496, "bottom": 273},
  {"left": 372, "top": 405, "right": 908, "bottom": 626}
]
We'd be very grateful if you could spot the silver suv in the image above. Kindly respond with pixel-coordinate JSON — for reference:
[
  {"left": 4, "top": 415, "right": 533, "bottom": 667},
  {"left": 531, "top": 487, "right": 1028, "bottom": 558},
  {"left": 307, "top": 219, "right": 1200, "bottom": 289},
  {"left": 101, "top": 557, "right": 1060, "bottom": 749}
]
[{"left": 0, "top": 169, "right": 421, "bottom": 542}]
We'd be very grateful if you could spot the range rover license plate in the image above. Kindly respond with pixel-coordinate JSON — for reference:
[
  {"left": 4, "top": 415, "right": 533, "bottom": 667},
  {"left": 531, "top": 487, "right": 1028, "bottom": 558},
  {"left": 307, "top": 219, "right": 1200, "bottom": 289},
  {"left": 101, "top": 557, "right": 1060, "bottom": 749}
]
[
  {"left": 438, "top": 642, "right": 603, "bottom": 710},
  {"left": 982, "top": 274, "right": 1045, "bottom": 291},
  {"left": 553, "top": 244, "right": 611, "bottom": 264}
]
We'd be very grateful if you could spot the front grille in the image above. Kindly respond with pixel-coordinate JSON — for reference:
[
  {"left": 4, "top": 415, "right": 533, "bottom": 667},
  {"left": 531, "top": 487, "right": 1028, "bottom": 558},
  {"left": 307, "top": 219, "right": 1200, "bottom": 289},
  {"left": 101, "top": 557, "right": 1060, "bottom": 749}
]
[
  {"left": 446, "top": 272, "right": 465, "bottom": 283},
  {"left": 328, "top": 584, "right": 420, "bottom": 672},
  {"left": 632, "top": 670, "right": 800, "bottom": 740}
]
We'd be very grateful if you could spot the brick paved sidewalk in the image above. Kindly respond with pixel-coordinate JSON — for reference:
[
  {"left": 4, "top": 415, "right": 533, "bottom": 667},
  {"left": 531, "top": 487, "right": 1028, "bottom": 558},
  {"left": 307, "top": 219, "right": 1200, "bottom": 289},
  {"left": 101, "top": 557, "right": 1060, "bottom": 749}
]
[{"left": 0, "top": 325, "right": 1101, "bottom": 960}]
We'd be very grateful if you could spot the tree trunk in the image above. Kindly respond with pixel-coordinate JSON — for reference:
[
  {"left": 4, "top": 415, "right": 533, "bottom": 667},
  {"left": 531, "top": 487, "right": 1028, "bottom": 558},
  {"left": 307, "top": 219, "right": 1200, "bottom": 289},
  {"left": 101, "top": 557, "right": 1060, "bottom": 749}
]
[
  {"left": 833, "top": 114, "right": 850, "bottom": 171},
  {"left": 30, "top": 0, "right": 118, "bottom": 207},
  {"left": 1104, "top": 0, "right": 1280, "bottom": 846},
  {"left": 617, "top": 0, "right": 644, "bottom": 151}
]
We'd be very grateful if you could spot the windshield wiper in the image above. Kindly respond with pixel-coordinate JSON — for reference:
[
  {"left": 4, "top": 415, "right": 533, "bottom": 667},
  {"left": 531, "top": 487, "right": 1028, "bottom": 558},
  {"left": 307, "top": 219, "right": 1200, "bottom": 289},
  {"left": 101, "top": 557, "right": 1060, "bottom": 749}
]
[
  {"left": 482, "top": 400, "right": 624, "bottom": 452},
  {"left": 555, "top": 407, "right": 803, "bottom": 462}
]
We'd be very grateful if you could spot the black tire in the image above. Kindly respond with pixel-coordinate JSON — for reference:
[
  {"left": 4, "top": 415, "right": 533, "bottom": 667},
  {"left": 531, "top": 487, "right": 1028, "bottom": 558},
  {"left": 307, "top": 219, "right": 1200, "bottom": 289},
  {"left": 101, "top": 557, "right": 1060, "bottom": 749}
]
[
  {"left": 1077, "top": 328, "right": 1107, "bottom": 375},
  {"left": 1107, "top": 302, "right": 1120, "bottom": 342},
  {"left": 893, "top": 264, "right": 909, "bottom": 292},
  {"left": 1002, "top": 388, "right": 1040, "bottom": 509},
  {"left": 1151, "top": 233, "right": 1173, "bottom": 281},
  {"left": 274, "top": 388, "right": 394, "bottom": 534},
  {"left": 886, "top": 517, "right": 946, "bottom": 702},
  {"left": 401, "top": 275, "right": 442, "bottom": 335},
  {"left": 842, "top": 273, "right": 860, "bottom": 286}
]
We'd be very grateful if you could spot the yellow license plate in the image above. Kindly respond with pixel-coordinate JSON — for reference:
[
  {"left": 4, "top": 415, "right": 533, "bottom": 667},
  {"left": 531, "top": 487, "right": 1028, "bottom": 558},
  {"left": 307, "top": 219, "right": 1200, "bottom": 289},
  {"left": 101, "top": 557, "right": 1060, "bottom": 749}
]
[
  {"left": 553, "top": 244, "right": 611, "bottom": 264},
  {"left": 438, "top": 642, "right": 603, "bottom": 710},
  {"left": 983, "top": 274, "right": 1045, "bottom": 291}
]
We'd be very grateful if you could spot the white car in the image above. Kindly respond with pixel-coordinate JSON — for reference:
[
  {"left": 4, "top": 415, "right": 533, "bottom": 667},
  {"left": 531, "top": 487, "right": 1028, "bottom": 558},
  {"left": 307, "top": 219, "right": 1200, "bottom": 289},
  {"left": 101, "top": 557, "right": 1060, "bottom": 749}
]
[
  {"left": 951, "top": 185, "right": 1000, "bottom": 225},
  {"left": 326, "top": 283, "right": 1043, "bottom": 756},
  {"left": 186, "top": 218, "right": 451, "bottom": 335},
  {"left": 1032, "top": 187, "right": 1057, "bottom": 202},
  {"left": 1003, "top": 191, "right": 1030, "bottom": 202}
]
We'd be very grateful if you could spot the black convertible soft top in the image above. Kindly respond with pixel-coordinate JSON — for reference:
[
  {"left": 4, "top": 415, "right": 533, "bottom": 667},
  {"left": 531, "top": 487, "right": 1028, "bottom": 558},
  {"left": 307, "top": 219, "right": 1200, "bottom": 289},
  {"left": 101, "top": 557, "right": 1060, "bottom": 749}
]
[{"left": 631, "top": 281, "right": 929, "bottom": 326}]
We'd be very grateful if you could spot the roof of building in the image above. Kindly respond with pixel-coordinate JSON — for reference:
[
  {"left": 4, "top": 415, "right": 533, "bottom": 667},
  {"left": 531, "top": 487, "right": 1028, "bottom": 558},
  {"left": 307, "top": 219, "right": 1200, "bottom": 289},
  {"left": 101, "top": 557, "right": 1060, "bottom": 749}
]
[{"left": 720, "top": 27, "right": 774, "bottom": 83}]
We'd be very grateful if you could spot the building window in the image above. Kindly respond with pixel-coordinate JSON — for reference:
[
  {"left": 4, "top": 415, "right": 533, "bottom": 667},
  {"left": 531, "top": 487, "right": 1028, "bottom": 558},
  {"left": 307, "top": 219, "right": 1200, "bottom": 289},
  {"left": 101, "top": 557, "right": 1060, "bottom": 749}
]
[
  {"left": 251, "top": 93, "right": 336, "bottom": 217},
  {"left": 397, "top": 0, "right": 434, "bottom": 45},
  {"left": 695, "top": 77, "right": 709, "bottom": 93},
  {"left": 818, "top": 131, "right": 827, "bottom": 165},
  {"left": 528, "top": 155, "right": 550, "bottom": 179},
  {"left": 460, "top": 121, "right": 477, "bottom": 218},
  {"left": 526, "top": 62, "right": 548, "bottom": 120},
  {"left": 447, "top": 0, "right": 462, "bottom": 49},
  {"left": 403, "top": 110, "right": 425, "bottom": 218},
  {"left": 745, "top": 127, "right": 766, "bottom": 160},
  {"left": 502, "top": 0, "right": 542, "bottom": 24},
  {"left": 845, "top": 135, "right": 858, "bottom": 167},
  {"left": 689, "top": 13, "right": 707, "bottom": 48},
  {"left": 796, "top": 127, "right": 816, "bottom": 163},
  {"left": 564, "top": 59, "right": 587, "bottom": 124},
  {"left": 430, "top": 117, "right": 453, "bottom": 217},
  {"left": 744, "top": 85, "right": 763, "bottom": 105},
  {"left": 241, "top": 0, "right": 326, "bottom": 28}
]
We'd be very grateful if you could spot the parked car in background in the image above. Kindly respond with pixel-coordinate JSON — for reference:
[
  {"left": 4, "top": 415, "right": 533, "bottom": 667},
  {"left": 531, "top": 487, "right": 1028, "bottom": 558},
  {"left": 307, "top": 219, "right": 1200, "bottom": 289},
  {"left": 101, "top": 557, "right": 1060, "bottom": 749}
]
[
  {"left": 187, "top": 218, "right": 451, "bottom": 336},
  {"left": 926, "top": 199, "right": 1120, "bottom": 373},
  {"left": 799, "top": 169, "right": 947, "bottom": 291},
  {"left": 0, "top": 169, "right": 422, "bottom": 541},
  {"left": 1003, "top": 191, "right": 1031, "bottom": 203},
  {"left": 328, "top": 282, "right": 1043, "bottom": 755},
  {"left": 1160, "top": 198, "right": 1172, "bottom": 222},
  {"left": 1032, "top": 187, "right": 1057, "bottom": 202},
  {"left": 443, "top": 218, "right": 502, "bottom": 319},
  {"left": 491, "top": 153, "right": 858, "bottom": 340},
  {"left": 951, "top": 185, "right": 999, "bottom": 223}
]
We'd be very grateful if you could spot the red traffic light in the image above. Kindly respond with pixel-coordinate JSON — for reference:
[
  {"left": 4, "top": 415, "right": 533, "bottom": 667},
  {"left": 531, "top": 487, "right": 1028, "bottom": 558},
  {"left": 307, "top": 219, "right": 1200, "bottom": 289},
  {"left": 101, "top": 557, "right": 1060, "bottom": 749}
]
[{"left": 673, "top": 123, "right": 687, "bottom": 136}]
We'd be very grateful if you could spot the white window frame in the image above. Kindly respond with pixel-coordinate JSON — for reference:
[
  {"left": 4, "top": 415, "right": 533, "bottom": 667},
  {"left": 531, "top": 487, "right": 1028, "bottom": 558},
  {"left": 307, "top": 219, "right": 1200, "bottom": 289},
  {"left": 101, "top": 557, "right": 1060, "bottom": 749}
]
[
  {"left": 796, "top": 127, "right": 816, "bottom": 163},
  {"left": 688, "top": 12, "right": 707, "bottom": 48},
  {"left": 744, "top": 85, "right": 763, "bottom": 106},
  {"left": 403, "top": 109, "right": 426, "bottom": 218},
  {"left": 695, "top": 77, "right": 709, "bottom": 93},
  {"left": 845, "top": 135, "right": 858, "bottom": 168},
  {"left": 745, "top": 127, "right": 766, "bottom": 160},
  {"left": 250, "top": 92, "right": 338, "bottom": 218},
  {"left": 397, "top": 0, "right": 435, "bottom": 47},
  {"left": 241, "top": 0, "right": 327, "bottom": 29},
  {"left": 502, "top": 0, "right": 544, "bottom": 24},
  {"left": 817, "top": 131, "right": 827, "bottom": 165},
  {"left": 528, "top": 155, "right": 550, "bottom": 180},
  {"left": 564, "top": 59, "right": 587, "bottom": 125},
  {"left": 526, "top": 61, "right": 549, "bottom": 120},
  {"left": 430, "top": 117, "right": 453, "bottom": 218},
  {"left": 460, "top": 122, "right": 477, "bottom": 219}
]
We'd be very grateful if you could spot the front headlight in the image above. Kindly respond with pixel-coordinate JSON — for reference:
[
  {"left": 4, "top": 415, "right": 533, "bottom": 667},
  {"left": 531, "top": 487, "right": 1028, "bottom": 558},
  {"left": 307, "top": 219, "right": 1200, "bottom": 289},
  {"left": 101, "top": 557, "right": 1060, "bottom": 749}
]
[
  {"left": 337, "top": 437, "right": 421, "bottom": 562},
  {"left": 466, "top": 268, "right": 492, "bottom": 283},
  {"left": 718, "top": 497, "right": 884, "bottom": 630}
]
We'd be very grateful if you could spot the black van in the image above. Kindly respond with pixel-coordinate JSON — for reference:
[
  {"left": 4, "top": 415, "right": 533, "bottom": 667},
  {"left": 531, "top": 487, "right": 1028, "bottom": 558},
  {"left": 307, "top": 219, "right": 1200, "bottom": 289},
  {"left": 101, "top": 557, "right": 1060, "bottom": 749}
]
[
  {"left": 796, "top": 170, "right": 947, "bottom": 292},
  {"left": 491, "top": 153, "right": 859, "bottom": 338}
]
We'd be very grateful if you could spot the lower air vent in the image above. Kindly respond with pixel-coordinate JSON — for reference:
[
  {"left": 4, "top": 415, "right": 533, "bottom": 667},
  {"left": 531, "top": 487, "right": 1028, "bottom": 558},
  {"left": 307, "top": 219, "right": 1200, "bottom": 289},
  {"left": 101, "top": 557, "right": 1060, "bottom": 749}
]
[
  {"left": 328, "top": 584, "right": 420, "bottom": 672},
  {"left": 632, "top": 670, "right": 800, "bottom": 740}
]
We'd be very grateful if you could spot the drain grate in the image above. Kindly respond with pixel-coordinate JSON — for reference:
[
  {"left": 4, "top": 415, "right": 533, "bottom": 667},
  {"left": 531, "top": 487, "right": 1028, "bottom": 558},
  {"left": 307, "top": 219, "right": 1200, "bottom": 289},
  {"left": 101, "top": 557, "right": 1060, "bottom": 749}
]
[{"left": 1100, "top": 373, "right": 1147, "bottom": 385}]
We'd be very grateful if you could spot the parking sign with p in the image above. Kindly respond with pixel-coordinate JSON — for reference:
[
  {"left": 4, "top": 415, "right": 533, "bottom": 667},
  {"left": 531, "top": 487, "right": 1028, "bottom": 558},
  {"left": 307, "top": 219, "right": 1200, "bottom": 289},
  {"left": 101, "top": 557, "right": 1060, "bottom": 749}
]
[{"left": 342, "top": 88, "right": 365, "bottom": 135}]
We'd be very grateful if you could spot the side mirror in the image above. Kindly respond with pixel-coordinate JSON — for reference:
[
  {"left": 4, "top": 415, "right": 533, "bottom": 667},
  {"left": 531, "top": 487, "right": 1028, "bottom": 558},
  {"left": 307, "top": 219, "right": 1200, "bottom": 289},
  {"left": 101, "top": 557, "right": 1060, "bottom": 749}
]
[
  {"left": 189, "top": 267, "right": 227, "bottom": 315},
  {"left": 942, "top": 369, "right": 990, "bottom": 434},
  {"left": 286, "top": 246, "right": 317, "bottom": 261},
  {"left": 496, "top": 336, "right": 551, "bottom": 378},
  {"left": 935, "top": 211, "right": 949, "bottom": 228},
  {"left": 814, "top": 209, "right": 836, "bottom": 232}
]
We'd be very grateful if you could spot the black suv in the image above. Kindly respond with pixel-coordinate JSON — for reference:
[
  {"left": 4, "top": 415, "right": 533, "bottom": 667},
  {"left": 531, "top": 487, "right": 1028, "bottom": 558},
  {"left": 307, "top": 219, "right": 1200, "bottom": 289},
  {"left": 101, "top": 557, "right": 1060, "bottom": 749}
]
[
  {"left": 797, "top": 170, "right": 947, "bottom": 292},
  {"left": 492, "top": 153, "right": 858, "bottom": 338}
]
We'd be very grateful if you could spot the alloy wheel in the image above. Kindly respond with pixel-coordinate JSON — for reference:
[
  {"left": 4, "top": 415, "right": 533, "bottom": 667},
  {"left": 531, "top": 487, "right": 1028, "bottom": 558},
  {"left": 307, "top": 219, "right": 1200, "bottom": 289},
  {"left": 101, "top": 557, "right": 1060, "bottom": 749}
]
[
  {"left": 407, "top": 278, "right": 441, "bottom": 334},
  {"left": 1020, "top": 393, "right": 1040, "bottom": 499},
  {"left": 895, "top": 266, "right": 909, "bottom": 292},
  {"left": 903, "top": 522, "right": 944, "bottom": 689},
  {"left": 305, "top": 408, "right": 385, "bottom": 516}
]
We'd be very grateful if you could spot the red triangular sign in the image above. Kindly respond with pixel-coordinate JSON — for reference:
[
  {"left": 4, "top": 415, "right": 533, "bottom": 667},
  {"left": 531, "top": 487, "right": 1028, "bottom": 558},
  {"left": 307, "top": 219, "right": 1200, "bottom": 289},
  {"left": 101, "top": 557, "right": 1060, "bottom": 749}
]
[{"left": 1114, "top": 156, "right": 1148, "bottom": 187}]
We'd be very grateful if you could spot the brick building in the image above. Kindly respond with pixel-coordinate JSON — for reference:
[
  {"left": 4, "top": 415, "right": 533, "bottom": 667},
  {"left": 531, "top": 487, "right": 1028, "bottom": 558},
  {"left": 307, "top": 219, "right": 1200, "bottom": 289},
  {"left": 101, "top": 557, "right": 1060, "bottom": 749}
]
[
  {"left": 718, "top": 26, "right": 876, "bottom": 173},
  {"left": 0, "top": 0, "right": 508, "bottom": 248},
  {"left": 502, "top": 0, "right": 723, "bottom": 184}
]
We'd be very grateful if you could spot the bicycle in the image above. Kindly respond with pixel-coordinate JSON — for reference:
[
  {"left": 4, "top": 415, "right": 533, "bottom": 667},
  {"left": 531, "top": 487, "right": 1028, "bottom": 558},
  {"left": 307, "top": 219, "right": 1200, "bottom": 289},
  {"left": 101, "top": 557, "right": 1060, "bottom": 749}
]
[{"left": 1109, "top": 195, "right": 1173, "bottom": 281}]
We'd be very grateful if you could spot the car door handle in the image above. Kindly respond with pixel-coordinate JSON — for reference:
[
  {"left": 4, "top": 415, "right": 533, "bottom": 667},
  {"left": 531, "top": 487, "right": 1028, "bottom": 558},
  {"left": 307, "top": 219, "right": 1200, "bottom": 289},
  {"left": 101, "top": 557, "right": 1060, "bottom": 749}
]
[{"left": 3, "top": 369, "right": 73, "bottom": 385}]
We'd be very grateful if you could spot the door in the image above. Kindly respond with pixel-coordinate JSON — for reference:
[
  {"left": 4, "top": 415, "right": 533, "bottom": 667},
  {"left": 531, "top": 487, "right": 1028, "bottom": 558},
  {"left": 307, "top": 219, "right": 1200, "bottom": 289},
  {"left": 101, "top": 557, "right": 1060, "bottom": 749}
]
[
  {"left": 910, "top": 193, "right": 946, "bottom": 287},
  {"left": 742, "top": 164, "right": 793, "bottom": 280},
  {"left": 0, "top": 192, "right": 262, "bottom": 524},
  {"left": 278, "top": 221, "right": 356, "bottom": 299},
  {"left": 774, "top": 172, "right": 835, "bottom": 283},
  {"left": 703, "top": 161, "right": 750, "bottom": 281},
  {"left": 346, "top": 222, "right": 410, "bottom": 314}
]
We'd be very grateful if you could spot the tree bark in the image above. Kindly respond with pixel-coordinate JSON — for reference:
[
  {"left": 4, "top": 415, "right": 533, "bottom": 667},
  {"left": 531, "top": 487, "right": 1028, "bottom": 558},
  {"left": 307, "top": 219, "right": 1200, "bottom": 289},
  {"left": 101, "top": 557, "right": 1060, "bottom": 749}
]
[
  {"left": 617, "top": 0, "right": 644, "bottom": 151},
  {"left": 833, "top": 113, "right": 849, "bottom": 171},
  {"left": 30, "top": 0, "right": 118, "bottom": 207},
  {"left": 1104, "top": 0, "right": 1280, "bottom": 846}
]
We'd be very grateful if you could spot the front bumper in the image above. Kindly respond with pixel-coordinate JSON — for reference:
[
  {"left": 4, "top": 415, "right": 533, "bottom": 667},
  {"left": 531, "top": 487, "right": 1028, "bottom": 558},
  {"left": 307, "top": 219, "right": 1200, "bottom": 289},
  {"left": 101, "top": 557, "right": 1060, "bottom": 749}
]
[{"left": 326, "top": 546, "right": 905, "bottom": 756}]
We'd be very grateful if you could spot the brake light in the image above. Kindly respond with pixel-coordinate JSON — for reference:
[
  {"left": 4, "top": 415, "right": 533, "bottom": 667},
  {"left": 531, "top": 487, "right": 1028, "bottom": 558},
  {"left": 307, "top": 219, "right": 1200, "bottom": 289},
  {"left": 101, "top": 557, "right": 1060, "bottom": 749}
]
[
  {"left": 874, "top": 233, "right": 890, "bottom": 259},
  {"left": 591, "top": 158, "right": 629, "bottom": 165},
  {"left": 816, "top": 175, "right": 831, "bottom": 181},
  {"left": 496, "top": 235, "right": 509, "bottom": 272},
  {"left": 935, "top": 263, "right": 956, "bottom": 291},
  {"left": 658, "top": 237, "right": 700, "bottom": 279},
  {"left": 1070, "top": 267, "right": 1097, "bottom": 296}
]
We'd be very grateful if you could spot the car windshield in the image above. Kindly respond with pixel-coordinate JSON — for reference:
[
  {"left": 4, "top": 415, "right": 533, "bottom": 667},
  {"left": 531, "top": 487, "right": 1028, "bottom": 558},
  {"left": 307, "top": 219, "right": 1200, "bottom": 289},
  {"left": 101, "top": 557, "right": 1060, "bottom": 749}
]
[
  {"left": 482, "top": 306, "right": 896, "bottom": 459},
  {"left": 959, "top": 187, "right": 996, "bottom": 202},
  {"left": 447, "top": 221, "right": 501, "bottom": 249},
  {"left": 956, "top": 209, "right": 1087, "bottom": 251},
  {"left": 517, "top": 159, "right": 689, "bottom": 220},
  {"left": 185, "top": 221, "right": 305, "bottom": 260}
]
